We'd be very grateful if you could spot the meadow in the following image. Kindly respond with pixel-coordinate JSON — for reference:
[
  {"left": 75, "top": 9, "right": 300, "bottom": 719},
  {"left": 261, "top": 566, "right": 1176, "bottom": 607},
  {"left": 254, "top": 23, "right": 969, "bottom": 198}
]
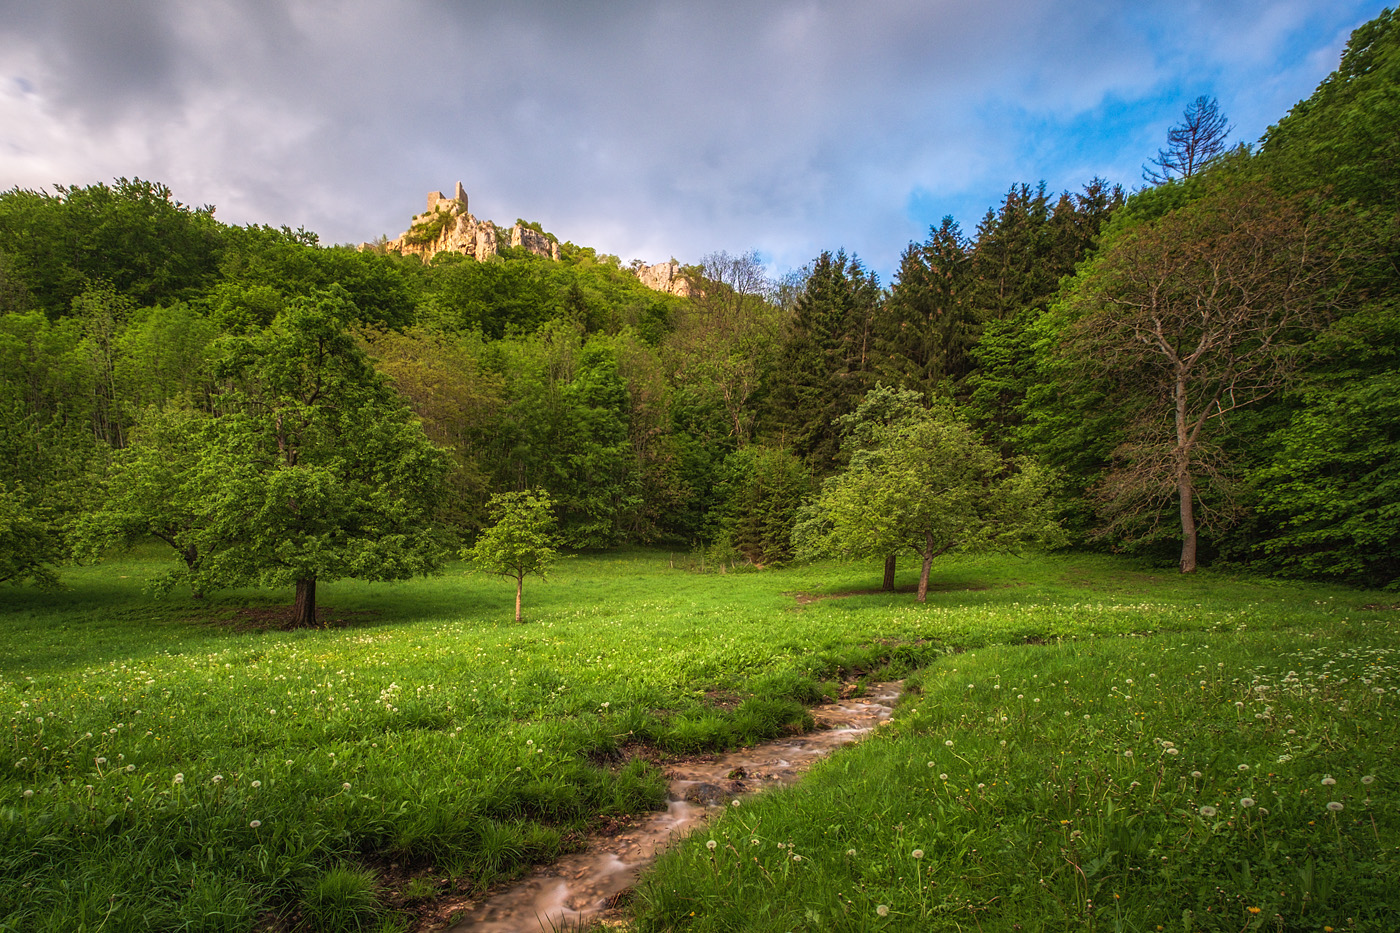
[{"left": 1, "top": 548, "right": 1396, "bottom": 932}]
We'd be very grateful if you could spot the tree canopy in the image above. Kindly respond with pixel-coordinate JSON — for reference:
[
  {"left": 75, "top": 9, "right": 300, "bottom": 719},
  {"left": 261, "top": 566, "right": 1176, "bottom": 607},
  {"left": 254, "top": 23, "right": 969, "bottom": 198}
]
[{"left": 796, "top": 389, "right": 1063, "bottom": 601}]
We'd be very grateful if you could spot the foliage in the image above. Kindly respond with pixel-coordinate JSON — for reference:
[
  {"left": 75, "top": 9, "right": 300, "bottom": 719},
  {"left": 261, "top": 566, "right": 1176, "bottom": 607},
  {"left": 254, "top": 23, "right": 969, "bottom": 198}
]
[
  {"left": 94, "top": 289, "right": 455, "bottom": 623},
  {"left": 1246, "top": 299, "right": 1400, "bottom": 588},
  {"left": 0, "top": 178, "right": 222, "bottom": 318},
  {"left": 465, "top": 489, "right": 560, "bottom": 622},
  {"left": 796, "top": 392, "right": 1063, "bottom": 600},
  {"left": 711, "top": 446, "right": 812, "bottom": 566},
  {"left": 762, "top": 251, "right": 881, "bottom": 473},
  {"left": 1260, "top": 8, "right": 1400, "bottom": 211}
]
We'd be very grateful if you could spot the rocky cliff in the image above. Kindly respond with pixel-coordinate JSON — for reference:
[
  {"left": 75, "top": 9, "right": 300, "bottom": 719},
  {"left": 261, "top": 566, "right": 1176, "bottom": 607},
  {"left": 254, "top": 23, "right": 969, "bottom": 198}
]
[
  {"left": 374, "top": 184, "right": 691, "bottom": 296},
  {"left": 381, "top": 182, "right": 559, "bottom": 263}
]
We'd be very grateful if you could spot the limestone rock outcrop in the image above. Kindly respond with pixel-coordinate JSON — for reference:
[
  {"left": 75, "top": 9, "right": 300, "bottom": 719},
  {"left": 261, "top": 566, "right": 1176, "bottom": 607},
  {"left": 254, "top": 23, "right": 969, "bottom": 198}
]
[
  {"left": 372, "top": 183, "right": 690, "bottom": 297},
  {"left": 635, "top": 259, "right": 692, "bottom": 297},
  {"left": 380, "top": 182, "right": 557, "bottom": 263},
  {"left": 511, "top": 222, "right": 561, "bottom": 261}
]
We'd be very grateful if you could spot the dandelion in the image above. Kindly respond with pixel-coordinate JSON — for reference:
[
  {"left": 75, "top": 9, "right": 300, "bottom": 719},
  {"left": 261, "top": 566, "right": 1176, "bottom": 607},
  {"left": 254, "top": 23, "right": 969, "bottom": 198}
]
[
  {"left": 1191, "top": 771, "right": 1203, "bottom": 779},
  {"left": 944, "top": 740, "right": 954, "bottom": 747},
  {"left": 1241, "top": 798, "right": 1255, "bottom": 808},
  {"left": 1199, "top": 806, "right": 1217, "bottom": 818},
  {"left": 1248, "top": 907, "right": 1261, "bottom": 915},
  {"left": 731, "top": 799, "right": 740, "bottom": 807},
  {"left": 1238, "top": 764, "right": 1250, "bottom": 772},
  {"left": 876, "top": 905, "right": 889, "bottom": 917},
  {"left": 706, "top": 839, "right": 717, "bottom": 851},
  {"left": 1124, "top": 750, "right": 1133, "bottom": 758},
  {"left": 939, "top": 773, "right": 948, "bottom": 781},
  {"left": 1362, "top": 775, "right": 1375, "bottom": 785},
  {"left": 1321, "top": 776, "right": 1336, "bottom": 786},
  {"left": 927, "top": 761, "right": 935, "bottom": 768},
  {"left": 792, "top": 854, "right": 802, "bottom": 862},
  {"left": 846, "top": 848, "right": 856, "bottom": 856},
  {"left": 22, "top": 790, "right": 33, "bottom": 799},
  {"left": 342, "top": 782, "right": 351, "bottom": 790},
  {"left": 95, "top": 757, "right": 107, "bottom": 765},
  {"left": 912, "top": 849, "right": 924, "bottom": 859},
  {"left": 1327, "top": 801, "right": 1344, "bottom": 812},
  {"left": 212, "top": 775, "right": 223, "bottom": 784},
  {"left": 251, "top": 780, "right": 261, "bottom": 788},
  {"left": 249, "top": 820, "right": 261, "bottom": 829},
  {"left": 173, "top": 773, "right": 184, "bottom": 785}
]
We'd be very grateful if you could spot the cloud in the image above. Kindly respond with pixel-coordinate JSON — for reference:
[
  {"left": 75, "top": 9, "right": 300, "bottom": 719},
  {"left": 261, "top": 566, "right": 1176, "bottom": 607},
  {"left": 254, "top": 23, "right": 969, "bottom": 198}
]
[{"left": 0, "top": 0, "right": 1382, "bottom": 280}]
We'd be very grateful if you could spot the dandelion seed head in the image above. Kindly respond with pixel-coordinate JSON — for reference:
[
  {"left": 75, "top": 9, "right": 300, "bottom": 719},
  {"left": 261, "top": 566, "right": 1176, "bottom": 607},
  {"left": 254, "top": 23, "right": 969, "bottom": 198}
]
[
  {"left": 1362, "top": 775, "right": 1375, "bottom": 785},
  {"left": 1238, "top": 764, "right": 1250, "bottom": 772},
  {"left": 342, "top": 782, "right": 351, "bottom": 790},
  {"left": 1327, "top": 801, "right": 1344, "bottom": 812},
  {"left": 876, "top": 905, "right": 889, "bottom": 917},
  {"left": 249, "top": 820, "right": 261, "bottom": 829},
  {"left": 1241, "top": 797, "right": 1255, "bottom": 808},
  {"left": 912, "top": 849, "right": 924, "bottom": 859},
  {"left": 706, "top": 839, "right": 717, "bottom": 851},
  {"left": 1199, "top": 806, "right": 1217, "bottom": 818},
  {"left": 173, "top": 773, "right": 184, "bottom": 784},
  {"left": 1321, "top": 776, "right": 1336, "bottom": 786},
  {"left": 1191, "top": 771, "right": 1203, "bottom": 779},
  {"left": 251, "top": 780, "right": 261, "bottom": 788}
]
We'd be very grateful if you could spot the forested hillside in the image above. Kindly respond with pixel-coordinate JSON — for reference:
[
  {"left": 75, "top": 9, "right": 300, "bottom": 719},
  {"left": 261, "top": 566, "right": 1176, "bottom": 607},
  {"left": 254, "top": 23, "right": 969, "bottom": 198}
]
[{"left": 2, "top": 8, "right": 1397, "bottom": 599}]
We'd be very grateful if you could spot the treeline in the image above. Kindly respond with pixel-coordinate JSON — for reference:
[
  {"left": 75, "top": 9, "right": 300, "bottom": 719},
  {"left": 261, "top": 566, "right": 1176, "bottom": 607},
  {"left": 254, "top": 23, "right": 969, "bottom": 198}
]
[{"left": 2, "top": 9, "right": 1396, "bottom": 598}]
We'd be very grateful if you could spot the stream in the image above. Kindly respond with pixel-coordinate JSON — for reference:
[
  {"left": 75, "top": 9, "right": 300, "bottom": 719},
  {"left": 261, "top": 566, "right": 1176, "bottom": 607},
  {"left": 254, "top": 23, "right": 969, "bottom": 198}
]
[{"left": 444, "top": 682, "right": 902, "bottom": 932}]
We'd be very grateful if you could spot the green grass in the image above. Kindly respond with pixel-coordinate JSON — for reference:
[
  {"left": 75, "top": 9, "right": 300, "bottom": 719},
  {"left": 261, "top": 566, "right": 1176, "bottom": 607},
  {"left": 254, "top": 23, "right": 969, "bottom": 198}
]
[{"left": 2, "top": 548, "right": 1396, "bottom": 931}]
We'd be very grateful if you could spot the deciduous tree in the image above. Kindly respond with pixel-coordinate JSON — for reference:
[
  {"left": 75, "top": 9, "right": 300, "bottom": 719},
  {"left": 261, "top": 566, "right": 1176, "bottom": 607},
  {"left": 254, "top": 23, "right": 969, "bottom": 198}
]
[
  {"left": 181, "top": 288, "right": 451, "bottom": 624},
  {"left": 466, "top": 489, "right": 559, "bottom": 622},
  {"left": 795, "top": 394, "right": 1062, "bottom": 601},
  {"left": 1062, "top": 183, "right": 1344, "bottom": 572}
]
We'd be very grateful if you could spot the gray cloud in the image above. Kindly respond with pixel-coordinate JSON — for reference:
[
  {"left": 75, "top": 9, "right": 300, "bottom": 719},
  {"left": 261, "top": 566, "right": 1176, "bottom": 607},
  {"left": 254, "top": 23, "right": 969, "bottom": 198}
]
[{"left": 0, "top": 0, "right": 1380, "bottom": 280}]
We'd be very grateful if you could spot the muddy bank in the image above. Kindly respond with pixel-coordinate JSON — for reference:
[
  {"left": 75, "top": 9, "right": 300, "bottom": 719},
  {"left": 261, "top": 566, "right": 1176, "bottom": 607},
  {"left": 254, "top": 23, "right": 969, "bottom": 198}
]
[{"left": 441, "top": 682, "right": 901, "bottom": 932}]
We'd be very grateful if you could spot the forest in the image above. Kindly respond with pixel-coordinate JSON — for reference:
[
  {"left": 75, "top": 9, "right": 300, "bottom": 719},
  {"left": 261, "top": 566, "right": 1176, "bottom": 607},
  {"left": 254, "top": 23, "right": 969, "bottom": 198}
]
[{"left": 2, "top": 8, "right": 1397, "bottom": 610}]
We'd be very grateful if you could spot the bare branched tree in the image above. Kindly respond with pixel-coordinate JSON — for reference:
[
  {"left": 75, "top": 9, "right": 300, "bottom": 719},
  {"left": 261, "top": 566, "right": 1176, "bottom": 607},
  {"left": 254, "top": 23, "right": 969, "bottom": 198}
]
[
  {"left": 1143, "top": 96, "right": 1233, "bottom": 184},
  {"left": 1066, "top": 183, "right": 1345, "bottom": 572}
]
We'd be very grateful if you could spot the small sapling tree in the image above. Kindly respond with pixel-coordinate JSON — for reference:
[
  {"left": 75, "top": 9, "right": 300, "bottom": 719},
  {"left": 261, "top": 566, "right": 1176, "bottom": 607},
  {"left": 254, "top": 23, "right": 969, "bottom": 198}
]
[{"left": 466, "top": 489, "right": 559, "bottom": 622}]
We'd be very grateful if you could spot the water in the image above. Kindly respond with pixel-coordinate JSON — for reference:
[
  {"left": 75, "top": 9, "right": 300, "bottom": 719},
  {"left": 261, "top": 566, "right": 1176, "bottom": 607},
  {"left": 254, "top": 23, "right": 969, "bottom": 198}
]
[{"left": 445, "top": 682, "right": 901, "bottom": 932}]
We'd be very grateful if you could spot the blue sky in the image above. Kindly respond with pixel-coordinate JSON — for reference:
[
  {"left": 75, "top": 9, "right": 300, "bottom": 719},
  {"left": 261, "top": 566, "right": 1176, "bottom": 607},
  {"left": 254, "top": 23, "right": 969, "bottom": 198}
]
[{"left": 0, "top": 0, "right": 1385, "bottom": 283}]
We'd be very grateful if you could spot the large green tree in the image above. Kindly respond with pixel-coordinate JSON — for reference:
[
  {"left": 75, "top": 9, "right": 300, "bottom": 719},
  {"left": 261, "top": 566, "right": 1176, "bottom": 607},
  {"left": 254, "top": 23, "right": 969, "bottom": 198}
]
[
  {"left": 795, "top": 393, "right": 1062, "bottom": 601},
  {"left": 764, "top": 251, "right": 881, "bottom": 473},
  {"left": 170, "top": 288, "right": 451, "bottom": 624}
]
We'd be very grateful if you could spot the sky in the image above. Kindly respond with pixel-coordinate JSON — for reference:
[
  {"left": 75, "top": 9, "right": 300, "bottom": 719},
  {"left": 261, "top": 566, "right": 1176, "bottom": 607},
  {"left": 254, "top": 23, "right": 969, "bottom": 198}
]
[{"left": 0, "top": 0, "right": 1384, "bottom": 283}]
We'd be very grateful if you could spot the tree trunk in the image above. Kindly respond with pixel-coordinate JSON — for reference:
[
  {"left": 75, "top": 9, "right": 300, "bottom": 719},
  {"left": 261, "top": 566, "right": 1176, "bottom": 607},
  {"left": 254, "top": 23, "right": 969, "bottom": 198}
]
[
  {"left": 183, "top": 544, "right": 204, "bottom": 599},
  {"left": 515, "top": 574, "right": 524, "bottom": 623},
  {"left": 1177, "top": 468, "right": 1198, "bottom": 573},
  {"left": 292, "top": 577, "right": 316, "bottom": 627},
  {"left": 882, "top": 554, "right": 897, "bottom": 591},
  {"left": 1174, "top": 370, "right": 1198, "bottom": 574},
  {"left": 917, "top": 534, "right": 933, "bottom": 602}
]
